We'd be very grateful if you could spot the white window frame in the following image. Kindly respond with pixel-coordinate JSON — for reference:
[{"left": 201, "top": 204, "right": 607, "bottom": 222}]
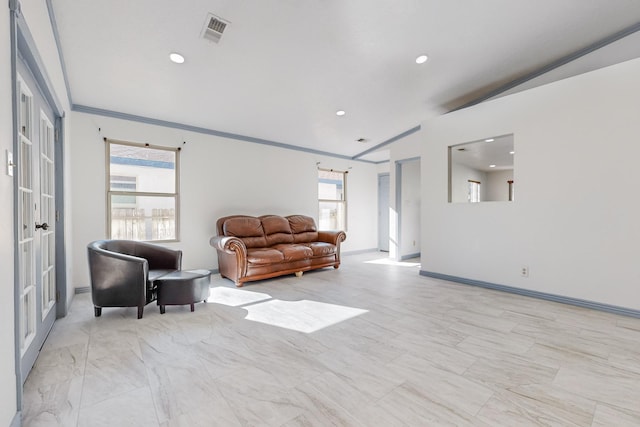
[
  {"left": 318, "top": 168, "right": 347, "bottom": 231},
  {"left": 106, "top": 139, "right": 180, "bottom": 242},
  {"left": 468, "top": 180, "right": 481, "bottom": 203}
]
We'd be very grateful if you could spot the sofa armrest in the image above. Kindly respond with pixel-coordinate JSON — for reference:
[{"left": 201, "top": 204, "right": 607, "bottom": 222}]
[
  {"left": 210, "top": 236, "right": 248, "bottom": 257},
  {"left": 210, "top": 236, "right": 249, "bottom": 283},
  {"left": 317, "top": 230, "right": 346, "bottom": 246}
]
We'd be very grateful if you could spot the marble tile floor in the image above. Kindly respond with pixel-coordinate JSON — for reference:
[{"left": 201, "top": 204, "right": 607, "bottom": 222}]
[{"left": 22, "top": 252, "right": 640, "bottom": 426}]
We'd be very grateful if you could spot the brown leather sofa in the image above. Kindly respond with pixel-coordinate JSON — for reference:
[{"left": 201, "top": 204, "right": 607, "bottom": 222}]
[{"left": 210, "top": 214, "right": 346, "bottom": 286}]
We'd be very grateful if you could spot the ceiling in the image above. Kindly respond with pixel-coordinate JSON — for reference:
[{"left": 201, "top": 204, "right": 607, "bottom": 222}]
[
  {"left": 50, "top": 1, "right": 640, "bottom": 163},
  {"left": 450, "top": 134, "right": 513, "bottom": 172}
]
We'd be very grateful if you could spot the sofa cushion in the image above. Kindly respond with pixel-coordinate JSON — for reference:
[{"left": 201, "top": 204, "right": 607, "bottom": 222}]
[
  {"left": 246, "top": 248, "right": 285, "bottom": 265},
  {"left": 303, "top": 242, "right": 336, "bottom": 257},
  {"left": 261, "top": 215, "right": 294, "bottom": 246},
  {"left": 287, "top": 215, "right": 319, "bottom": 243},
  {"left": 223, "top": 217, "right": 267, "bottom": 248},
  {"left": 272, "top": 244, "right": 313, "bottom": 261}
]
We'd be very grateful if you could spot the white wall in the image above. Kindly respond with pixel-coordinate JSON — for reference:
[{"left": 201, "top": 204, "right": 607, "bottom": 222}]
[
  {"left": 19, "top": 1, "right": 68, "bottom": 105},
  {"left": 485, "top": 169, "right": 513, "bottom": 202},
  {"left": 421, "top": 57, "right": 640, "bottom": 310},
  {"left": 0, "top": 4, "right": 17, "bottom": 425},
  {"left": 376, "top": 162, "right": 390, "bottom": 175},
  {"left": 70, "top": 112, "right": 379, "bottom": 288}
]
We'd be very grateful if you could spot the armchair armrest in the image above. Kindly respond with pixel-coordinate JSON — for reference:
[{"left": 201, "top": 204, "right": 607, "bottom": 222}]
[
  {"left": 210, "top": 236, "right": 247, "bottom": 257},
  {"left": 87, "top": 247, "right": 148, "bottom": 306},
  {"left": 317, "top": 230, "right": 346, "bottom": 246}
]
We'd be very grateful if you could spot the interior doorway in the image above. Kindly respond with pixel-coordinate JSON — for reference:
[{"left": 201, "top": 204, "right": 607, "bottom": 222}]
[
  {"left": 394, "top": 158, "right": 421, "bottom": 261},
  {"left": 378, "top": 173, "right": 390, "bottom": 251}
]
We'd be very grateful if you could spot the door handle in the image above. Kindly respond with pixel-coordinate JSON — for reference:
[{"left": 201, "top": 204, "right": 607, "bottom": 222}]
[{"left": 35, "top": 222, "right": 49, "bottom": 231}]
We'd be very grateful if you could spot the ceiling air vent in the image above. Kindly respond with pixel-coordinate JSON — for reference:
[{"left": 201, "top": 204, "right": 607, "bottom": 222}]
[{"left": 201, "top": 13, "right": 230, "bottom": 43}]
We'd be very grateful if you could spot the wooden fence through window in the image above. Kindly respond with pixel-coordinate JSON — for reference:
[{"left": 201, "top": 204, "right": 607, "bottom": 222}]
[{"left": 111, "top": 208, "right": 175, "bottom": 240}]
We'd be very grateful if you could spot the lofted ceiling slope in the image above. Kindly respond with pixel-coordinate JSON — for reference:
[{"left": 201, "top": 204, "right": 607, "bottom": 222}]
[{"left": 50, "top": 1, "right": 640, "bottom": 162}]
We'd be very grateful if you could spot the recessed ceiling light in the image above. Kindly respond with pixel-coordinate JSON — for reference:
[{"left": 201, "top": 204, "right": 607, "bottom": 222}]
[
  {"left": 509, "top": 151, "right": 515, "bottom": 155},
  {"left": 415, "top": 54, "right": 428, "bottom": 64},
  {"left": 169, "top": 52, "right": 185, "bottom": 64},
  {"left": 485, "top": 138, "right": 494, "bottom": 142},
  {"left": 336, "top": 110, "right": 346, "bottom": 116},
  {"left": 489, "top": 164, "right": 496, "bottom": 168}
]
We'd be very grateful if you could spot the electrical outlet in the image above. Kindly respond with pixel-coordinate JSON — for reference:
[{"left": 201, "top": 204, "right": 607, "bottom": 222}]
[{"left": 521, "top": 266, "right": 529, "bottom": 277}]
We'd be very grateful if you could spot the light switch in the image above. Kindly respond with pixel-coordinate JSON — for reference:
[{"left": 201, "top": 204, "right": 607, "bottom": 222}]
[{"left": 6, "top": 150, "right": 14, "bottom": 176}]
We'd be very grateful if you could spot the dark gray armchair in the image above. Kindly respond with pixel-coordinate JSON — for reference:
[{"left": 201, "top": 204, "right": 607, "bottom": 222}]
[{"left": 87, "top": 240, "right": 182, "bottom": 319}]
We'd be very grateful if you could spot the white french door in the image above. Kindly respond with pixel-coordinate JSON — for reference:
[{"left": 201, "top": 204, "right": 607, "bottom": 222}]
[{"left": 17, "top": 64, "right": 57, "bottom": 381}]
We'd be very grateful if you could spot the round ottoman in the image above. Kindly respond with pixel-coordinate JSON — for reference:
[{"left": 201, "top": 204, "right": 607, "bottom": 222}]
[{"left": 156, "top": 269, "right": 211, "bottom": 314}]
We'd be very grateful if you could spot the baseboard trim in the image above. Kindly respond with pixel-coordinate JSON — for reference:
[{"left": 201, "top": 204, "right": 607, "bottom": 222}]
[
  {"left": 400, "top": 252, "right": 420, "bottom": 261},
  {"left": 75, "top": 269, "right": 221, "bottom": 295},
  {"left": 419, "top": 270, "right": 640, "bottom": 319},
  {"left": 10, "top": 411, "right": 21, "bottom": 427},
  {"left": 342, "top": 248, "right": 379, "bottom": 256}
]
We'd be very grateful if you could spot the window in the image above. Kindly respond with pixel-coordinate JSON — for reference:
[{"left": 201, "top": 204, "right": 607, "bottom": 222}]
[
  {"left": 468, "top": 180, "right": 480, "bottom": 203},
  {"left": 448, "top": 134, "right": 514, "bottom": 203},
  {"left": 318, "top": 168, "right": 347, "bottom": 230},
  {"left": 106, "top": 139, "right": 179, "bottom": 241},
  {"left": 110, "top": 175, "right": 137, "bottom": 206}
]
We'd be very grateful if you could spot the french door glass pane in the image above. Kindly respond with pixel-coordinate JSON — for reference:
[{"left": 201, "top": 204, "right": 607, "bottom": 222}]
[
  {"left": 42, "top": 233, "right": 50, "bottom": 272},
  {"left": 42, "top": 269, "right": 55, "bottom": 316},
  {"left": 20, "top": 138, "right": 32, "bottom": 189},
  {"left": 20, "top": 241, "right": 34, "bottom": 292},
  {"left": 20, "top": 191, "right": 33, "bottom": 241},
  {"left": 41, "top": 195, "right": 53, "bottom": 223},
  {"left": 20, "top": 92, "right": 32, "bottom": 139},
  {"left": 21, "top": 288, "right": 35, "bottom": 353},
  {"left": 40, "top": 159, "right": 53, "bottom": 195}
]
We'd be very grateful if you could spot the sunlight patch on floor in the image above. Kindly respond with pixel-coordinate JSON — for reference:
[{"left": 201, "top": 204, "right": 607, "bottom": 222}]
[
  {"left": 207, "top": 286, "right": 271, "bottom": 307},
  {"left": 365, "top": 258, "right": 421, "bottom": 267},
  {"left": 244, "top": 299, "right": 368, "bottom": 333},
  {"left": 208, "top": 286, "right": 368, "bottom": 333}
]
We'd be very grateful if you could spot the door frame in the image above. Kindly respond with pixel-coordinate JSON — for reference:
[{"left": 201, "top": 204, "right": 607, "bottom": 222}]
[
  {"left": 10, "top": 0, "right": 67, "bottom": 412},
  {"left": 394, "top": 157, "right": 421, "bottom": 261},
  {"left": 377, "top": 173, "right": 390, "bottom": 251},
  {"left": 394, "top": 161, "right": 402, "bottom": 260}
]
